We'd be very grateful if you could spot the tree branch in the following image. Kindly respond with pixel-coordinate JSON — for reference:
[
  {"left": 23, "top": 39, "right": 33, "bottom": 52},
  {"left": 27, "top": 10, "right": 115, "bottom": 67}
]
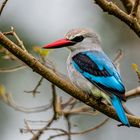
[
  {"left": 25, "top": 77, "right": 44, "bottom": 97},
  {"left": 94, "top": 0, "right": 140, "bottom": 37},
  {"left": 48, "top": 118, "right": 109, "bottom": 140},
  {"left": 0, "top": 32, "right": 140, "bottom": 128},
  {"left": 0, "top": 0, "right": 8, "bottom": 16},
  {"left": 126, "top": 86, "right": 140, "bottom": 99}
]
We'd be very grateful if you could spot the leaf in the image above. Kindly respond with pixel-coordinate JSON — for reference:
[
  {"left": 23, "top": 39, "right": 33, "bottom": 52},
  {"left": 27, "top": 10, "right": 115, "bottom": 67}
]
[
  {"left": 33, "top": 46, "right": 50, "bottom": 57},
  {"left": 0, "top": 84, "right": 6, "bottom": 96},
  {"left": 132, "top": 63, "right": 140, "bottom": 82},
  {"left": 132, "top": 63, "right": 139, "bottom": 72}
]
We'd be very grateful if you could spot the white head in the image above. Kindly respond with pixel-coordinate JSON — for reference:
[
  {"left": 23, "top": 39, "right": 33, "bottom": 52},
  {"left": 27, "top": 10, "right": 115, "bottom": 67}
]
[{"left": 43, "top": 28, "right": 101, "bottom": 52}]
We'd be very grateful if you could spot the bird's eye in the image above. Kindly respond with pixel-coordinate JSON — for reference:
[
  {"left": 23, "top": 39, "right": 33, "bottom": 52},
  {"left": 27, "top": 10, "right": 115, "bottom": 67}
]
[{"left": 71, "top": 36, "right": 84, "bottom": 42}]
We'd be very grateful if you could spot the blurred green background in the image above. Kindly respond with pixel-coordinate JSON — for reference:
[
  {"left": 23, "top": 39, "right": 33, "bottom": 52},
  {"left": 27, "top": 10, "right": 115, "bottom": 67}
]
[{"left": 0, "top": 0, "right": 140, "bottom": 139}]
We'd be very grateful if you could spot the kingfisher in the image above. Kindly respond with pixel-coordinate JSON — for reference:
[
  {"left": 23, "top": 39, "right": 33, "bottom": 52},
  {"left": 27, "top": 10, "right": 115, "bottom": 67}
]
[{"left": 43, "top": 28, "right": 130, "bottom": 126}]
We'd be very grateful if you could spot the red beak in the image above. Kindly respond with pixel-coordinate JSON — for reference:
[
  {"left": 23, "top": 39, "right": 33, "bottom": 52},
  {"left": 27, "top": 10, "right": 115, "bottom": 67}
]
[{"left": 43, "top": 38, "right": 74, "bottom": 49}]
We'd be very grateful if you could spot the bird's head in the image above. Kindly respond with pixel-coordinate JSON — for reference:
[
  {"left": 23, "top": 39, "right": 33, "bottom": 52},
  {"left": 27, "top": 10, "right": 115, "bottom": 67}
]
[{"left": 43, "top": 28, "right": 101, "bottom": 51}]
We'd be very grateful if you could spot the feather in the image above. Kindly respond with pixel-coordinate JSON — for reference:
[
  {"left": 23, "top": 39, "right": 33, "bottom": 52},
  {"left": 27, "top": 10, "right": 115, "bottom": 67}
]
[
  {"left": 72, "top": 50, "right": 125, "bottom": 99},
  {"left": 72, "top": 50, "right": 129, "bottom": 126},
  {"left": 111, "top": 95, "right": 130, "bottom": 126}
]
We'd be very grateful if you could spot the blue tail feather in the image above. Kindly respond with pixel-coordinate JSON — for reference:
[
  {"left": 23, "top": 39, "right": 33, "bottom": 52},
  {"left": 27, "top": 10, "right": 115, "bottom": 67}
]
[{"left": 111, "top": 95, "right": 130, "bottom": 127}]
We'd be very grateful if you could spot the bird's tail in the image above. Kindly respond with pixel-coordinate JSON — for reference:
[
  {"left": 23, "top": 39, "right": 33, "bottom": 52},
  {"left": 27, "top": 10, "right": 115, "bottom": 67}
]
[{"left": 111, "top": 95, "right": 130, "bottom": 127}]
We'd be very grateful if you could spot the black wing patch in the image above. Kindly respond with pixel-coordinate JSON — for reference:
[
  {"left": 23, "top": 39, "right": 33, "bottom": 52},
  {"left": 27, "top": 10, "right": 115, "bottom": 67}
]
[
  {"left": 72, "top": 52, "right": 125, "bottom": 100},
  {"left": 94, "top": 82, "right": 125, "bottom": 100},
  {"left": 72, "top": 53, "right": 111, "bottom": 77}
]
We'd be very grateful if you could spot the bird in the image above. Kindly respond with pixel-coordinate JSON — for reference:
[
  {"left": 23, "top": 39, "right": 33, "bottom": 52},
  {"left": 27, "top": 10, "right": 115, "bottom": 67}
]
[{"left": 43, "top": 28, "right": 130, "bottom": 126}]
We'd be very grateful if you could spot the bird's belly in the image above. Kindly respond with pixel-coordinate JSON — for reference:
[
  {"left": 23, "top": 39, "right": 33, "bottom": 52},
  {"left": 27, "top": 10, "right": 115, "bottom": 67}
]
[{"left": 67, "top": 62, "right": 103, "bottom": 98}]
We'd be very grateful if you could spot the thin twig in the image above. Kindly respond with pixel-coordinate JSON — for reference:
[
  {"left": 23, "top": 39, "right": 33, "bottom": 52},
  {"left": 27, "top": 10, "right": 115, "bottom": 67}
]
[
  {"left": 51, "top": 83, "right": 58, "bottom": 120},
  {"left": 0, "top": 65, "right": 26, "bottom": 73},
  {"left": 48, "top": 118, "right": 109, "bottom": 140},
  {"left": 21, "top": 118, "right": 109, "bottom": 140},
  {"left": 24, "top": 77, "right": 44, "bottom": 97},
  {"left": 24, "top": 119, "right": 35, "bottom": 135},
  {"left": 120, "top": 0, "right": 133, "bottom": 14},
  {"left": 70, "top": 118, "right": 109, "bottom": 135},
  {"left": 31, "top": 82, "right": 58, "bottom": 140},
  {"left": 64, "top": 97, "right": 77, "bottom": 140},
  {"left": 3, "top": 27, "right": 27, "bottom": 51},
  {"left": 65, "top": 115, "right": 71, "bottom": 140},
  {"left": 62, "top": 97, "right": 76, "bottom": 109},
  {"left": 0, "top": 0, "right": 8, "bottom": 15},
  {"left": 113, "top": 49, "right": 124, "bottom": 71},
  {"left": 3, "top": 31, "right": 13, "bottom": 35},
  {"left": 113, "top": 49, "right": 124, "bottom": 65},
  {"left": 63, "top": 106, "right": 99, "bottom": 116},
  {"left": 125, "top": 86, "right": 140, "bottom": 99},
  {"left": 24, "top": 120, "right": 49, "bottom": 124},
  {"left": 64, "top": 110, "right": 99, "bottom": 117},
  {"left": 130, "top": 0, "right": 140, "bottom": 17},
  {"left": 20, "top": 127, "right": 68, "bottom": 135},
  {"left": 1, "top": 92, "right": 52, "bottom": 113},
  {"left": 10, "top": 27, "right": 27, "bottom": 51}
]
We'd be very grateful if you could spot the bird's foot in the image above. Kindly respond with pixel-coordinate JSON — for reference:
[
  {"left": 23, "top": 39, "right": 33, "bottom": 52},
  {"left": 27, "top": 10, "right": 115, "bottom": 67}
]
[
  {"left": 117, "top": 123, "right": 130, "bottom": 127},
  {"left": 95, "top": 97, "right": 104, "bottom": 103},
  {"left": 117, "top": 123, "right": 124, "bottom": 127}
]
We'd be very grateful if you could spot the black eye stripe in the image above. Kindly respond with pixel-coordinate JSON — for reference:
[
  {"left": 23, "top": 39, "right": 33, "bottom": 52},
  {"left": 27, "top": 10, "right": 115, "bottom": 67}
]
[{"left": 71, "top": 36, "right": 84, "bottom": 42}]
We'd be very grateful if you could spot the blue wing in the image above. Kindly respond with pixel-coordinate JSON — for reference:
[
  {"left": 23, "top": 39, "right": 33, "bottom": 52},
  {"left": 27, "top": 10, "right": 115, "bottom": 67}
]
[{"left": 72, "top": 50, "right": 125, "bottom": 100}]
